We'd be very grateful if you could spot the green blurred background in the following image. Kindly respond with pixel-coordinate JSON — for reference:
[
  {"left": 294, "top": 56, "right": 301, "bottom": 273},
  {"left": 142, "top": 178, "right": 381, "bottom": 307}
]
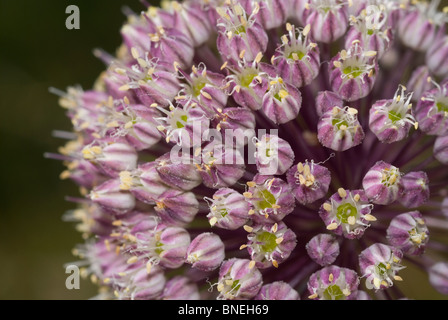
[
  {"left": 0, "top": 0, "right": 446, "bottom": 300},
  {"left": 0, "top": 0, "right": 151, "bottom": 299}
]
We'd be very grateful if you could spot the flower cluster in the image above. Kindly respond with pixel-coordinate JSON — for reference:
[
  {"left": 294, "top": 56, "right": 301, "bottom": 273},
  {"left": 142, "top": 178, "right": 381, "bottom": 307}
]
[{"left": 51, "top": 0, "right": 448, "bottom": 300}]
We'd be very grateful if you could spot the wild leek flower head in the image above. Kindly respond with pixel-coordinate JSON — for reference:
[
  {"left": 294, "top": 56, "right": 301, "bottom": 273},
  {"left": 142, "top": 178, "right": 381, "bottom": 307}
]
[{"left": 51, "top": 0, "right": 448, "bottom": 300}]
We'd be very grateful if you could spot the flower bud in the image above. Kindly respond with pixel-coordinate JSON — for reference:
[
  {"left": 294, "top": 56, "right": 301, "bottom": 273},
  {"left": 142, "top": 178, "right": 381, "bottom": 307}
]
[
  {"left": 362, "top": 161, "right": 401, "bottom": 205},
  {"left": 315, "top": 90, "right": 344, "bottom": 117},
  {"left": 212, "top": 108, "right": 255, "bottom": 136},
  {"left": 429, "top": 262, "right": 448, "bottom": 295},
  {"left": 319, "top": 188, "right": 374, "bottom": 239},
  {"left": 250, "top": 0, "right": 290, "bottom": 30},
  {"left": 155, "top": 189, "right": 200, "bottom": 226},
  {"left": 273, "top": 23, "right": 320, "bottom": 88},
  {"left": 161, "top": 276, "right": 200, "bottom": 300},
  {"left": 119, "top": 162, "right": 170, "bottom": 204},
  {"left": 359, "top": 243, "right": 405, "bottom": 290},
  {"left": 262, "top": 77, "right": 302, "bottom": 124},
  {"left": 165, "top": 1, "right": 212, "bottom": 47},
  {"left": 197, "top": 143, "right": 246, "bottom": 189},
  {"left": 245, "top": 174, "right": 295, "bottom": 223},
  {"left": 254, "top": 134, "right": 295, "bottom": 175},
  {"left": 304, "top": 0, "right": 349, "bottom": 43},
  {"left": 286, "top": 160, "right": 331, "bottom": 205},
  {"left": 245, "top": 221, "right": 297, "bottom": 269},
  {"left": 426, "top": 36, "right": 448, "bottom": 79},
  {"left": 329, "top": 42, "right": 378, "bottom": 101},
  {"left": 82, "top": 142, "right": 138, "bottom": 178},
  {"left": 306, "top": 233, "right": 340, "bottom": 267},
  {"left": 292, "top": 0, "right": 308, "bottom": 23},
  {"left": 318, "top": 106, "right": 365, "bottom": 151},
  {"left": 74, "top": 239, "right": 129, "bottom": 281},
  {"left": 415, "top": 79, "right": 448, "bottom": 136},
  {"left": 369, "top": 85, "right": 418, "bottom": 143},
  {"left": 406, "top": 66, "right": 434, "bottom": 102},
  {"left": 125, "top": 22, "right": 194, "bottom": 69},
  {"left": 434, "top": 134, "right": 448, "bottom": 164},
  {"left": 206, "top": 188, "right": 250, "bottom": 230},
  {"left": 398, "top": 0, "right": 444, "bottom": 51},
  {"left": 307, "top": 266, "right": 359, "bottom": 300},
  {"left": 119, "top": 104, "right": 163, "bottom": 151},
  {"left": 398, "top": 171, "right": 430, "bottom": 208},
  {"left": 387, "top": 211, "right": 429, "bottom": 256},
  {"left": 61, "top": 158, "right": 107, "bottom": 190},
  {"left": 133, "top": 225, "right": 191, "bottom": 270},
  {"left": 217, "top": 258, "right": 263, "bottom": 300},
  {"left": 155, "top": 153, "right": 202, "bottom": 191},
  {"left": 186, "top": 232, "right": 225, "bottom": 272},
  {"left": 113, "top": 262, "right": 166, "bottom": 300},
  {"left": 255, "top": 281, "right": 300, "bottom": 300},
  {"left": 90, "top": 179, "right": 136, "bottom": 214},
  {"left": 443, "top": 197, "right": 448, "bottom": 219}
]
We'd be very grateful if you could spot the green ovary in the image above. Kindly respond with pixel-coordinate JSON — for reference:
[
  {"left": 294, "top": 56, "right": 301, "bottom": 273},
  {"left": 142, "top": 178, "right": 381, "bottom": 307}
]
[
  {"left": 234, "top": 25, "right": 246, "bottom": 35},
  {"left": 336, "top": 203, "right": 357, "bottom": 224},
  {"left": 219, "top": 209, "right": 228, "bottom": 218},
  {"left": 154, "top": 242, "right": 164, "bottom": 255},
  {"left": 343, "top": 66, "right": 363, "bottom": 78},
  {"left": 240, "top": 72, "right": 257, "bottom": 88},
  {"left": 388, "top": 110, "right": 402, "bottom": 123},
  {"left": 376, "top": 262, "right": 388, "bottom": 276},
  {"left": 176, "top": 115, "right": 188, "bottom": 128},
  {"left": 332, "top": 118, "right": 349, "bottom": 129},
  {"left": 231, "top": 279, "right": 241, "bottom": 292},
  {"left": 192, "top": 80, "right": 206, "bottom": 97},
  {"left": 436, "top": 101, "right": 448, "bottom": 113},
  {"left": 257, "top": 189, "right": 276, "bottom": 210},
  {"left": 323, "top": 284, "right": 346, "bottom": 300},
  {"left": 257, "top": 231, "right": 278, "bottom": 253},
  {"left": 288, "top": 50, "right": 305, "bottom": 60}
]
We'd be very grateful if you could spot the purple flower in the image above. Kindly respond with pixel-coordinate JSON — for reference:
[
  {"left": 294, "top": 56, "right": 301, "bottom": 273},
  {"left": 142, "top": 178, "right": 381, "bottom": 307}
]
[{"left": 54, "top": 0, "right": 448, "bottom": 300}]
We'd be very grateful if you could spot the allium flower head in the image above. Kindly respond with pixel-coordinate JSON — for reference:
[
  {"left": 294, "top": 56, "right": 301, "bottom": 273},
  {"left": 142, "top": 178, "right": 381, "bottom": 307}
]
[{"left": 52, "top": 0, "right": 448, "bottom": 300}]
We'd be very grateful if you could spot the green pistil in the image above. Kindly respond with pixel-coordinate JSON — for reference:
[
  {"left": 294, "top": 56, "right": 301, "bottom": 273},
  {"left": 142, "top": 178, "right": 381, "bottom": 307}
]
[
  {"left": 235, "top": 25, "right": 246, "bottom": 35},
  {"left": 176, "top": 115, "right": 188, "bottom": 128},
  {"left": 240, "top": 72, "right": 257, "bottom": 88},
  {"left": 266, "top": 148, "right": 271, "bottom": 157},
  {"left": 343, "top": 66, "right": 363, "bottom": 78},
  {"left": 367, "top": 29, "right": 374, "bottom": 35},
  {"left": 257, "top": 231, "right": 278, "bottom": 253},
  {"left": 388, "top": 110, "right": 402, "bottom": 123},
  {"left": 436, "top": 101, "right": 448, "bottom": 113},
  {"left": 258, "top": 189, "right": 276, "bottom": 210},
  {"left": 219, "top": 209, "right": 228, "bottom": 218},
  {"left": 154, "top": 242, "right": 164, "bottom": 255},
  {"left": 193, "top": 80, "right": 206, "bottom": 97},
  {"left": 288, "top": 50, "right": 305, "bottom": 60},
  {"left": 336, "top": 203, "right": 357, "bottom": 224},
  {"left": 231, "top": 279, "right": 241, "bottom": 292},
  {"left": 332, "top": 118, "right": 349, "bottom": 129},
  {"left": 323, "top": 284, "right": 346, "bottom": 300},
  {"left": 376, "top": 262, "right": 388, "bottom": 276}
]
